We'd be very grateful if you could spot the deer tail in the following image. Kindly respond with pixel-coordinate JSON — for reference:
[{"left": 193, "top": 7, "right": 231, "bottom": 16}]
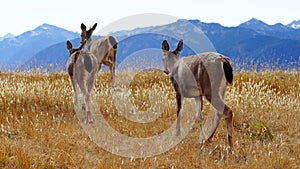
[
  {"left": 223, "top": 60, "right": 233, "bottom": 84},
  {"left": 108, "top": 36, "right": 118, "bottom": 49},
  {"left": 84, "top": 55, "right": 93, "bottom": 73}
]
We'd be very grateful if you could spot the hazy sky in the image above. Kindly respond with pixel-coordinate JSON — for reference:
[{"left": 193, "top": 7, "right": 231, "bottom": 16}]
[{"left": 1, "top": 0, "right": 299, "bottom": 36}]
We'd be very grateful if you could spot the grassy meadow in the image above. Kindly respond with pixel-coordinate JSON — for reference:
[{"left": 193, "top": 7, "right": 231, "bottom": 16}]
[{"left": 0, "top": 70, "right": 299, "bottom": 168}]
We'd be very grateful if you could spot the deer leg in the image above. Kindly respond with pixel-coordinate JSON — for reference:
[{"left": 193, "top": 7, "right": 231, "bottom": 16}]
[
  {"left": 224, "top": 105, "right": 233, "bottom": 148},
  {"left": 84, "top": 92, "right": 93, "bottom": 124},
  {"left": 219, "top": 86, "right": 234, "bottom": 148},
  {"left": 79, "top": 87, "right": 87, "bottom": 112},
  {"left": 195, "top": 96, "right": 207, "bottom": 143},
  {"left": 111, "top": 49, "right": 117, "bottom": 89},
  {"left": 79, "top": 86, "right": 93, "bottom": 124},
  {"left": 87, "top": 75, "right": 96, "bottom": 94},
  {"left": 207, "top": 112, "right": 222, "bottom": 141},
  {"left": 76, "top": 75, "right": 92, "bottom": 123},
  {"left": 86, "top": 76, "right": 96, "bottom": 124},
  {"left": 175, "top": 90, "right": 183, "bottom": 136},
  {"left": 109, "top": 64, "right": 116, "bottom": 88},
  {"left": 206, "top": 94, "right": 233, "bottom": 147},
  {"left": 204, "top": 95, "right": 223, "bottom": 142},
  {"left": 171, "top": 76, "right": 183, "bottom": 136},
  {"left": 71, "top": 77, "right": 78, "bottom": 105}
]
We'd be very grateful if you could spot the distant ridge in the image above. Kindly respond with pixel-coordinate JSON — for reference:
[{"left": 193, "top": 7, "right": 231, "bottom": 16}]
[
  {"left": 0, "top": 23, "right": 79, "bottom": 69},
  {"left": 287, "top": 20, "right": 300, "bottom": 29},
  {"left": 0, "top": 33, "right": 15, "bottom": 41},
  {"left": 1, "top": 18, "right": 299, "bottom": 71}
]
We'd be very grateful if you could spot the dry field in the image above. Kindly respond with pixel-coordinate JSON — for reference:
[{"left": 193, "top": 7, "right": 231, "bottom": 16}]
[{"left": 0, "top": 70, "right": 299, "bottom": 168}]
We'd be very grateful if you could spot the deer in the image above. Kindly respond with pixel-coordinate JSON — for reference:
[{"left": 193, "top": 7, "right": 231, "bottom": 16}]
[
  {"left": 66, "top": 40, "right": 98, "bottom": 124},
  {"left": 162, "top": 39, "right": 234, "bottom": 148},
  {"left": 80, "top": 23, "right": 118, "bottom": 88}
]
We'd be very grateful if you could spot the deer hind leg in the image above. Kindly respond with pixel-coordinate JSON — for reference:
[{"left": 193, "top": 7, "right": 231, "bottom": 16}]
[
  {"left": 86, "top": 75, "right": 97, "bottom": 123},
  {"left": 206, "top": 94, "right": 233, "bottom": 148},
  {"left": 87, "top": 74, "right": 96, "bottom": 94},
  {"left": 204, "top": 94, "right": 223, "bottom": 142},
  {"left": 109, "top": 63, "right": 116, "bottom": 88},
  {"left": 224, "top": 105, "right": 233, "bottom": 148},
  {"left": 195, "top": 96, "right": 208, "bottom": 143},
  {"left": 84, "top": 92, "right": 93, "bottom": 124},
  {"left": 77, "top": 77, "right": 93, "bottom": 124},
  {"left": 219, "top": 85, "right": 234, "bottom": 148},
  {"left": 105, "top": 51, "right": 116, "bottom": 88}
]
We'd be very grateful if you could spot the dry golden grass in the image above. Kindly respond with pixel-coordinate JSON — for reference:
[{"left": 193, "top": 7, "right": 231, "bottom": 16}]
[{"left": 0, "top": 70, "right": 299, "bottom": 168}]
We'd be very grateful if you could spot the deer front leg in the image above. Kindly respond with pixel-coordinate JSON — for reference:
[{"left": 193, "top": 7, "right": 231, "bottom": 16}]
[
  {"left": 175, "top": 91, "right": 183, "bottom": 136},
  {"left": 171, "top": 76, "right": 183, "bottom": 136}
]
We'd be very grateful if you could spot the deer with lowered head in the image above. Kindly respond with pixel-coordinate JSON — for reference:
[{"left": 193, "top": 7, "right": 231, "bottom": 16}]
[
  {"left": 162, "top": 39, "right": 234, "bottom": 148},
  {"left": 80, "top": 23, "right": 118, "bottom": 88},
  {"left": 66, "top": 40, "right": 98, "bottom": 124}
]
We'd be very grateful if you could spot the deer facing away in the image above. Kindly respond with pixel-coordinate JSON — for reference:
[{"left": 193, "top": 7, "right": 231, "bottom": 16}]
[
  {"left": 66, "top": 40, "right": 98, "bottom": 124},
  {"left": 80, "top": 23, "right": 118, "bottom": 88},
  {"left": 162, "top": 39, "right": 234, "bottom": 148}
]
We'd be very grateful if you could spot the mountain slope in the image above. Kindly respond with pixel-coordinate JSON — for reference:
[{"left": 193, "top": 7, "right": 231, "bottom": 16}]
[
  {"left": 239, "top": 18, "right": 300, "bottom": 40},
  {"left": 21, "top": 38, "right": 83, "bottom": 71},
  {"left": 0, "top": 33, "right": 14, "bottom": 41},
  {"left": 0, "top": 23, "right": 79, "bottom": 69},
  {"left": 13, "top": 19, "right": 300, "bottom": 71}
]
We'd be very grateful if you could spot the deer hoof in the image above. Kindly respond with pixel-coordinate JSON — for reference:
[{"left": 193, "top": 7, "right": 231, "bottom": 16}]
[
  {"left": 82, "top": 104, "right": 86, "bottom": 111},
  {"left": 199, "top": 138, "right": 206, "bottom": 144},
  {"left": 88, "top": 120, "right": 94, "bottom": 124},
  {"left": 199, "top": 135, "right": 208, "bottom": 144},
  {"left": 85, "top": 119, "right": 93, "bottom": 124}
]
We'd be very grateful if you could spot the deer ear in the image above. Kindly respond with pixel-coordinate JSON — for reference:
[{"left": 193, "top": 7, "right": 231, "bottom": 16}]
[
  {"left": 81, "top": 23, "right": 86, "bottom": 31},
  {"left": 176, "top": 39, "right": 183, "bottom": 52},
  {"left": 66, "top": 40, "right": 72, "bottom": 49},
  {"left": 66, "top": 40, "right": 73, "bottom": 52},
  {"left": 162, "top": 40, "right": 170, "bottom": 51},
  {"left": 92, "top": 23, "right": 97, "bottom": 30}
]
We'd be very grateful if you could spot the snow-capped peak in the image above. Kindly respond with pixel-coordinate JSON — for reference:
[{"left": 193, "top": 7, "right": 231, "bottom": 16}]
[
  {"left": 30, "top": 23, "right": 57, "bottom": 36},
  {"left": 287, "top": 20, "right": 300, "bottom": 29},
  {"left": 0, "top": 33, "right": 15, "bottom": 41}
]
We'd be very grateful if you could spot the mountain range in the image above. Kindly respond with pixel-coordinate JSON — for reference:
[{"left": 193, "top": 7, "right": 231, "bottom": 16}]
[
  {"left": 0, "top": 23, "right": 79, "bottom": 70},
  {"left": 0, "top": 18, "right": 299, "bottom": 71}
]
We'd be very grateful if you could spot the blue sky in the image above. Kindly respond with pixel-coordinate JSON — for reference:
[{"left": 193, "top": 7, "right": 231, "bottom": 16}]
[{"left": 1, "top": 0, "right": 299, "bottom": 36}]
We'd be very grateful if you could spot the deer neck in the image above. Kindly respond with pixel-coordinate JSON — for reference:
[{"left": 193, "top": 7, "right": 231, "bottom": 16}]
[
  {"left": 166, "top": 55, "right": 180, "bottom": 74},
  {"left": 86, "top": 38, "right": 93, "bottom": 50}
]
